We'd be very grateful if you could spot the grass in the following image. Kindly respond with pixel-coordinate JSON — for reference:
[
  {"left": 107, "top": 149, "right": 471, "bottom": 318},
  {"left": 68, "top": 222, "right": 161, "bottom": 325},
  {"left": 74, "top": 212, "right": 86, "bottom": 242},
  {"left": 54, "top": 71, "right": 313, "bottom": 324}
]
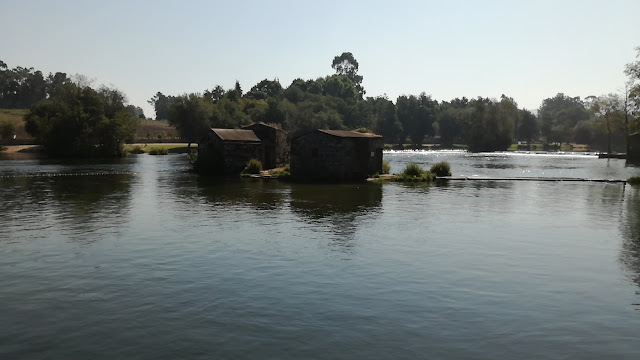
[
  {"left": 0, "top": 109, "right": 31, "bottom": 139},
  {"left": 628, "top": 176, "right": 640, "bottom": 185},
  {"left": 242, "top": 159, "right": 263, "bottom": 174},
  {"left": 123, "top": 144, "right": 192, "bottom": 154},
  {"left": 381, "top": 161, "right": 391, "bottom": 174},
  {"left": 136, "top": 119, "right": 178, "bottom": 140},
  {"left": 269, "top": 164, "right": 290, "bottom": 178},
  {"left": 396, "top": 163, "right": 436, "bottom": 182},
  {"left": 430, "top": 161, "right": 451, "bottom": 177},
  {"left": 148, "top": 148, "right": 169, "bottom": 155}
]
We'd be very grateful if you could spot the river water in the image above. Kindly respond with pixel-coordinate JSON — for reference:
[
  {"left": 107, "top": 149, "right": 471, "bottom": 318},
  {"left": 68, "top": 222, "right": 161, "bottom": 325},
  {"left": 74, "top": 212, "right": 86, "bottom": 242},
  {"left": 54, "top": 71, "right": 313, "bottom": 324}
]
[{"left": 1, "top": 151, "right": 640, "bottom": 359}]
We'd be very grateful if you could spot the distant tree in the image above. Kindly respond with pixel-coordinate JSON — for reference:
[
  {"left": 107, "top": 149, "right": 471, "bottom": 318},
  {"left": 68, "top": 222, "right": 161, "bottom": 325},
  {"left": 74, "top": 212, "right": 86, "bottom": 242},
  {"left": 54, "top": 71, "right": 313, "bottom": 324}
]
[
  {"left": 204, "top": 85, "right": 225, "bottom": 102},
  {"left": 323, "top": 75, "right": 358, "bottom": 100},
  {"left": 538, "top": 93, "right": 589, "bottom": 144},
  {"left": 148, "top": 92, "right": 175, "bottom": 120},
  {"left": 167, "top": 94, "right": 213, "bottom": 148},
  {"left": 331, "top": 52, "right": 365, "bottom": 98},
  {"left": 396, "top": 93, "right": 438, "bottom": 145},
  {"left": 25, "top": 83, "right": 138, "bottom": 157},
  {"left": 245, "top": 79, "right": 283, "bottom": 100},
  {"left": 591, "top": 94, "right": 625, "bottom": 154},
  {"left": 517, "top": 109, "right": 538, "bottom": 146}
]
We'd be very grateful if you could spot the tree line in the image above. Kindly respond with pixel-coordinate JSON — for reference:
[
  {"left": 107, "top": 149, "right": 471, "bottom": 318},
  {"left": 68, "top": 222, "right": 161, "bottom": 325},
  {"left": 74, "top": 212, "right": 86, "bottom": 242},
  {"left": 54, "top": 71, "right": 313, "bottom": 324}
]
[
  {"left": 152, "top": 50, "right": 640, "bottom": 152},
  {"left": 2, "top": 48, "right": 639, "bottom": 156}
]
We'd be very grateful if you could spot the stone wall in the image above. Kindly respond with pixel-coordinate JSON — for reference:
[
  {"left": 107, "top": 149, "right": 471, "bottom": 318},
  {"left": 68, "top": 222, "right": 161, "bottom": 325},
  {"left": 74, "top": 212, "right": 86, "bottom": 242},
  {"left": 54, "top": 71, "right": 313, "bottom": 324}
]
[{"left": 291, "top": 131, "right": 383, "bottom": 181}]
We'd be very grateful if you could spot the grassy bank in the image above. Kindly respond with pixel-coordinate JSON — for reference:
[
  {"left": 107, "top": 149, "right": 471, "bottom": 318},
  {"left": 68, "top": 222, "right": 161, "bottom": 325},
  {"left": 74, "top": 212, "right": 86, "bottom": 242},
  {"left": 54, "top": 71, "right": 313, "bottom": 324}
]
[{"left": 124, "top": 143, "right": 194, "bottom": 154}]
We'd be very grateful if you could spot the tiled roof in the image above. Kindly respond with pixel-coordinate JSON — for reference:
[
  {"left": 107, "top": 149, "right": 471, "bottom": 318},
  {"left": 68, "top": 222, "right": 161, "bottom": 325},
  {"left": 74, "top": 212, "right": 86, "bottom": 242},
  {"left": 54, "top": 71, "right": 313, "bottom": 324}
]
[
  {"left": 212, "top": 129, "right": 261, "bottom": 142},
  {"left": 319, "top": 129, "right": 382, "bottom": 138}
]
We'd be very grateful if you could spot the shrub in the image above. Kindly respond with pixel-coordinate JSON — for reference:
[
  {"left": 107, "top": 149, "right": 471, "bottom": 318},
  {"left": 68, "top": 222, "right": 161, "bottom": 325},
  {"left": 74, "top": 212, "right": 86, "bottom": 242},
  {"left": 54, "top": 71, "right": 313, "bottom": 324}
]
[
  {"left": 130, "top": 145, "right": 145, "bottom": 154},
  {"left": 430, "top": 161, "right": 451, "bottom": 177},
  {"left": 0, "top": 120, "right": 15, "bottom": 139},
  {"left": 269, "top": 163, "right": 290, "bottom": 178},
  {"left": 381, "top": 161, "right": 391, "bottom": 174},
  {"left": 396, "top": 163, "right": 436, "bottom": 182},
  {"left": 628, "top": 176, "right": 640, "bottom": 185},
  {"left": 243, "top": 158, "right": 263, "bottom": 174},
  {"left": 149, "top": 147, "right": 168, "bottom": 155},
  {"left": 401, "top": 163, "right": 425, "bottom": 177}
]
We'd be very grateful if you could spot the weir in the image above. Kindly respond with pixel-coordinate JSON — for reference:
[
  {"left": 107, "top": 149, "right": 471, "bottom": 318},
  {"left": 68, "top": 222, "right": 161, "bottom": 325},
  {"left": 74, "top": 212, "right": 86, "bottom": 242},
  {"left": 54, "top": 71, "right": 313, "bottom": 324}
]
[
  {"left": 0, "top": 171, "right": 137, "bottom": 179},
  {"left": 437, "top": 176, "right": 627, "bottom": 185}
]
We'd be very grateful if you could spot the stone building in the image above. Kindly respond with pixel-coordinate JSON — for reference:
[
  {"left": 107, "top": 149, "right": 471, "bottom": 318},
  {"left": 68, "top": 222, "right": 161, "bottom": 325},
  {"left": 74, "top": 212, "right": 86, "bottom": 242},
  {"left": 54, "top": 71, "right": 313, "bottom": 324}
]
[
  {"left": 199, "top": 128, "right": 263, "bottom": 174},
  {"left": 291, "top": 129, "right": 384, "bottom": 182},
  {"left": 242, "top": 123, "right": 290, "bottom": 169}
]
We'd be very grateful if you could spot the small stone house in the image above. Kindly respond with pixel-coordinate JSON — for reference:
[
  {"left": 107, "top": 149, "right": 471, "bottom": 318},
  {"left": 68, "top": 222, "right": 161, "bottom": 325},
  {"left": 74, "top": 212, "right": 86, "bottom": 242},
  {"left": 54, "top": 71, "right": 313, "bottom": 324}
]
[
  {"left": 199, "top": 128, "right": 263, "bottom": 174},
  {"left": 242, "top": 123, "right": 290, "bottom": 169},
  {"left": 628, "top": 133, "right": 640, "bottom": 161},
  {"left": 291, "top": 129, "right": 384, "bottom": 182}
]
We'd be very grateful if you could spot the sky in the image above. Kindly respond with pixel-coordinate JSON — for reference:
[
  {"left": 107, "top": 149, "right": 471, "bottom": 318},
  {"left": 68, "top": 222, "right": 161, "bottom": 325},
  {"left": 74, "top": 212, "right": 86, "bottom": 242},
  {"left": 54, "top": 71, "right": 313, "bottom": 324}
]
[{"left": 1, "top": 0, "right": 639, "bottom": 118}]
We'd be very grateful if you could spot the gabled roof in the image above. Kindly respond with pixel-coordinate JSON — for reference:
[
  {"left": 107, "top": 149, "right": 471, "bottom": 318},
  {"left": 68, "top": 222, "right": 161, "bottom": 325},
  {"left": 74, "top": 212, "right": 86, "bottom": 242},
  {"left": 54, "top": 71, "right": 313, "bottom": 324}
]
[
  {"left": 319, "top": 129, "right": 382, "bottom": 138},
  {"left": 211, "top": 128, "right": 261, "bottom": 142}
]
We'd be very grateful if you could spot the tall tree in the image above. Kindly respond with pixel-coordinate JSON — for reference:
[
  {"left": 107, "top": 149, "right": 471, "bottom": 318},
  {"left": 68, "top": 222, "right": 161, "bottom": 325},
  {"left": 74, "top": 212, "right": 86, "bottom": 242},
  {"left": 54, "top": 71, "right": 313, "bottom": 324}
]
[
  {"left": 167, "top": 94, "right": 212, "bottom": 148},
  {"left": 331, "top": 52, "right": 365, "bottom": 98},
  {"left": 591, "top": 94, "right": 624, "bottom": 154},
  {"left": 25, "top": 83, "right": 138, "bottom": 157},
  {"left": 148, "top": 92, "right": 175, "bottom": 120}
]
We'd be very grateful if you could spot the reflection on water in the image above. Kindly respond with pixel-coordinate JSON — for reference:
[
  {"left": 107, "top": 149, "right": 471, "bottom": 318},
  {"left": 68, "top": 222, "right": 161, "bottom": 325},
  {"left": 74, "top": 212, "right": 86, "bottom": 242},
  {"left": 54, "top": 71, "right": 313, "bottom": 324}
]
[
  {"left": 620, "top": 188, "right": 640, "bottom": 300},
  {"left": 290, "top": 183, "right": 382, "bottom": 253},
  {"left": 1, "top": 174, "right": 132, "bottom": 245},
  {"left": 2, "top": 153, "right": 640, "bottom": 359}
]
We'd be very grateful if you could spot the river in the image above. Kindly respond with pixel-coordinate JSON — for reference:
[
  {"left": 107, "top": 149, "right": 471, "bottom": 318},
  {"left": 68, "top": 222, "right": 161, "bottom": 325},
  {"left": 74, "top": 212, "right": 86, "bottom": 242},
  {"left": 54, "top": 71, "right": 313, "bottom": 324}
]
[{"left": 1, "top": 151, "right": 639, "bottom": 359}]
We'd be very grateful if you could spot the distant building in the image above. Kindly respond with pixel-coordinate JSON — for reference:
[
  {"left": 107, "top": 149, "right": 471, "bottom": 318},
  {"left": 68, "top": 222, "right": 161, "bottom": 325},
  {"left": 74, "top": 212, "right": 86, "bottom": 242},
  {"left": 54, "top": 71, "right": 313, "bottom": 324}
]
[
  {"left": 199, "top": 128, "right": 263, "bottom": 174},
  {"left": 628, "top": 133, "right": 640, "bottom": 161},
  {"left": 291, "top": 129, "right": 384, "bottom": 182},
  {"left": 242, "top": 123, "right": 290, "bottom": 169}
]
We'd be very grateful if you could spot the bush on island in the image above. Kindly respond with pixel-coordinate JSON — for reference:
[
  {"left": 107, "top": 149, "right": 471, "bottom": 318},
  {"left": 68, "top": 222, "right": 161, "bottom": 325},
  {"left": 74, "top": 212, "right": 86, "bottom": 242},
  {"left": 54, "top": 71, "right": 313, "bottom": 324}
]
[
  {"left": 149, "top": 147, "right": 168, "bottom": 155},
  {"left": 129, "top": 145, "right": 145, "bottom": 154},
  {"left": 628, "top": 176, "right": 640, "bottom": 186},
  {"left": 381, "top": 161, "right": 391, "bottom": 175},
  {"left": 243, "top": 159, "right": 263, "bottom": 175},
  {"left": 397, "top": 163, "right": 436, "bottom": 182},
  {"left": 430, "top": 161, "right": 451, "bottom": 177}
]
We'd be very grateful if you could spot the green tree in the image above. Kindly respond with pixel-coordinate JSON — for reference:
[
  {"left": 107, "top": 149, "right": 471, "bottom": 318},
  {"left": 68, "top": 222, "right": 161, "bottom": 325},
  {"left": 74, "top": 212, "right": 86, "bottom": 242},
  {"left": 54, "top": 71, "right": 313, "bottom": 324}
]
[
  {"left": 25, "top": 83, "right": 138, "bottom": 157},
  {"left": 538, "top": 93, "right": 589, "bottom": 144},
  {"left": 148, "top": 92, "right": 175, "bottom": 120},
  {"left": 245, "top": 79, "right": 283, "bottom": 100},
  {"left": 167, "top": 94, "right": 213, "bottom": 148},
  {"left": 396, "top": 93, "right": 438, "bottom": 145},
  {"left": 517, "top": 109, "right": 538, "bottom": 146},
  {"left": 591, "top": 94, "right": 625, "bottom": 154},
  {"left": 331, "top": 52, "right": 365, "bottom": 98}
]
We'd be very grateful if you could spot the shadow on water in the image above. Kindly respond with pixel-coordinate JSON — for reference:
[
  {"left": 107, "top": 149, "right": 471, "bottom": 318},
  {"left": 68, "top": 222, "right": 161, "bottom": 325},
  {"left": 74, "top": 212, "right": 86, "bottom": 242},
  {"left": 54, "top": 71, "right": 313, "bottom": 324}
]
[
  {"left": 0, "top": 174, "right": 132, "bottom": 245},
  {"left": 290, "top": 183, "right": 383, "bottom": 252},
  {"left": 192, "top": 176, "right": 288, "bottom": 211},
  {"left": 620, "top": 188, "right": 640, "bottom": 305}
]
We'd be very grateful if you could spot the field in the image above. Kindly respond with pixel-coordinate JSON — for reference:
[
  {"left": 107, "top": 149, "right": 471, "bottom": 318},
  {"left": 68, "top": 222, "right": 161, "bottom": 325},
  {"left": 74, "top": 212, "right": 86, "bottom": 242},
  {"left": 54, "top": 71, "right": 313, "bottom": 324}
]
[{"left": 0, "top": 109, "right": 32, "bottom": 139}]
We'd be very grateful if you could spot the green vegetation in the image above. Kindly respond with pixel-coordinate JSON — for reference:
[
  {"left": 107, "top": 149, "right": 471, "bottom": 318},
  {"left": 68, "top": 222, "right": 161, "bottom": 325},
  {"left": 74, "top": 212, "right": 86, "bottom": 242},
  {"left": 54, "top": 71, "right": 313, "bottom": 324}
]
[
  {"left": 628, "top": 176, "right": 640, "bottom": 185},
  {"left": 430, "top": 161, "right": 451, "bottom": 177},
  {"left": 242, "top": 159, "right": 263, "bottom": 174},
  {"left": 24, "top": 84, "right": 138, "bottom": 157},
  {"left": 148, "top": 147, "right": 169, "bottom": 155},
  {"left": 129, "top": 145, "right": 145, "bottom": 154},
  {"left": 269, "top": 164, "right": 290, "bottom": 178},
  {"left": 381, "top": 161, "right": 391, "bottom": 174},
  {"left": 123, "top": 144, "right": 190, "bottom": 154},
  {"left": 396, "top": 163, "right": 436, "bottom": 182},
  {"left": 3, "top": 45, "right": 639, "bottom": 155}
]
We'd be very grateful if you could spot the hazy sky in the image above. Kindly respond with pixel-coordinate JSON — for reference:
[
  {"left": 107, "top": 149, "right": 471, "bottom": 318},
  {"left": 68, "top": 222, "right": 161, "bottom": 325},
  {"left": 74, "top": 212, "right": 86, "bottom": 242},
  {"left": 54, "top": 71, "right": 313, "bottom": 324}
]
[{"left": 2, "top": 0, "right": 639, "bottom": 118}]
